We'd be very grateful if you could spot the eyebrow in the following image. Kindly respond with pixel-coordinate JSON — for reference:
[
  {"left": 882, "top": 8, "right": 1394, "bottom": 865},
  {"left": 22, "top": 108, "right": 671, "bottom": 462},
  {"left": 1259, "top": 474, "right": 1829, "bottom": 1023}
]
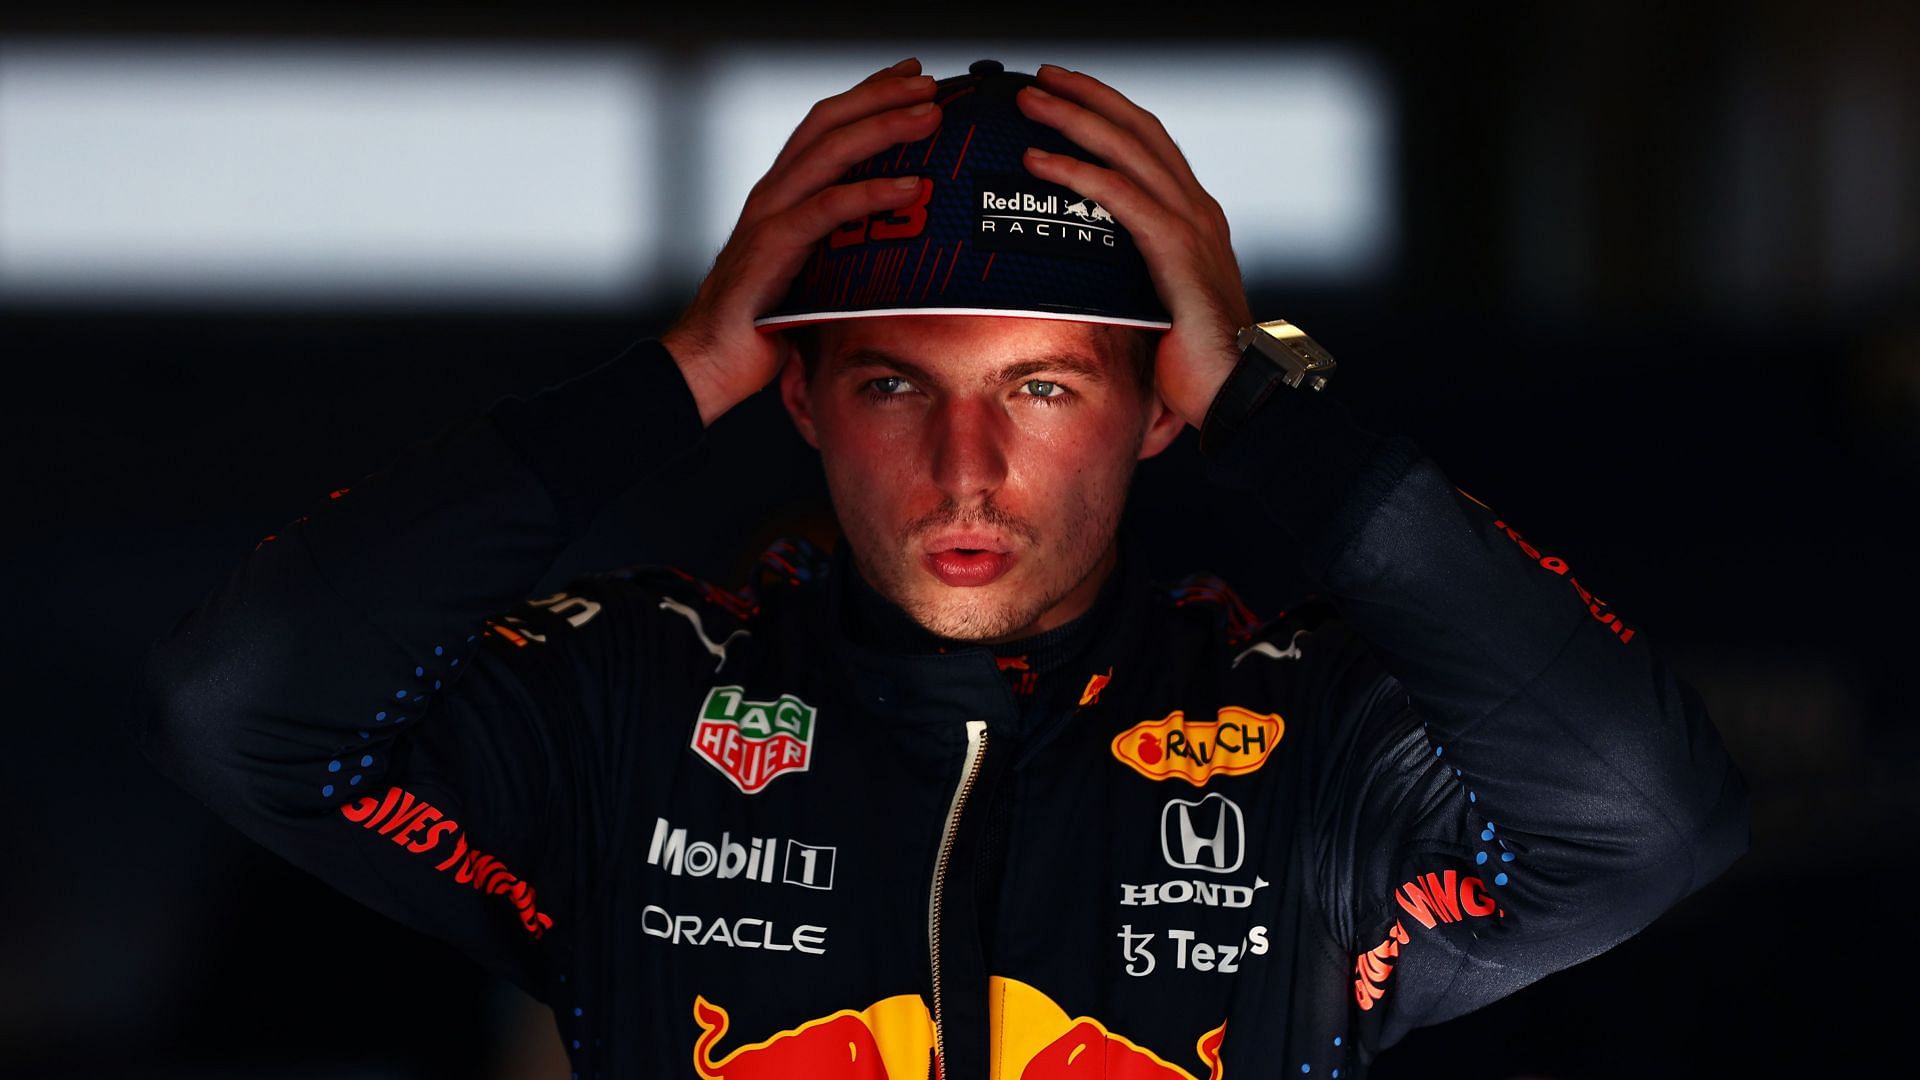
[{"left": 830, "top": 348, "right": 1110, "bottom": 388}]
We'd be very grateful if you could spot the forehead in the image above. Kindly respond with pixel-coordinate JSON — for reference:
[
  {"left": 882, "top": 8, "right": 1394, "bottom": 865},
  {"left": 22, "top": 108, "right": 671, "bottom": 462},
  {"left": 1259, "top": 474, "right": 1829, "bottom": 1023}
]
[{"left": 815, "top": 315, "right": 1122, "bottom": 371}]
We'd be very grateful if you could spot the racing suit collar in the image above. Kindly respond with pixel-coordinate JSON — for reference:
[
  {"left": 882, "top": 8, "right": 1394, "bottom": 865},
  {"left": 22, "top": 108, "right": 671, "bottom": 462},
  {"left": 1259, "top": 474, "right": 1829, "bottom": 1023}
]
[{"left": 821, "top": 527, "right": 1156, "bottom": 752}]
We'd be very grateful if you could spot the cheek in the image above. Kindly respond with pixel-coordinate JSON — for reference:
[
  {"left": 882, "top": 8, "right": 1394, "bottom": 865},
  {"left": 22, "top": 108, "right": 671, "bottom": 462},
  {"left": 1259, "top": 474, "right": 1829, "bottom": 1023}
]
[
  {"left": 819, "top": 428, "right": 915, "bottom": 519},
  {"left": 1023, "top": 440, "right": 1134, "bottom": 525},
  {"left": 829, "top": 424, "right": 910, "bottom": 474},
  {"left": 1042, "top": 412, "right": 1138, "bottom": 479}
]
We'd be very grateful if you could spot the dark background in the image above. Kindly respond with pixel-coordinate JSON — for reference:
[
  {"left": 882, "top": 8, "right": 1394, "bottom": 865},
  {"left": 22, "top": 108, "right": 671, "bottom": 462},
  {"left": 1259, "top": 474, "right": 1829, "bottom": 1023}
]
[{"left": 4, "top": 2, "right": 1916, "bottom": 1077}]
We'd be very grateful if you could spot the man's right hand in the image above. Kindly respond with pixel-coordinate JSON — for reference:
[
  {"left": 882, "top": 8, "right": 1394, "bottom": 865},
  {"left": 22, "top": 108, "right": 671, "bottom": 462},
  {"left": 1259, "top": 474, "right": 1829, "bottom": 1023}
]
[{"left": 661, "top": 57, "right": 942, "bottom": 427}]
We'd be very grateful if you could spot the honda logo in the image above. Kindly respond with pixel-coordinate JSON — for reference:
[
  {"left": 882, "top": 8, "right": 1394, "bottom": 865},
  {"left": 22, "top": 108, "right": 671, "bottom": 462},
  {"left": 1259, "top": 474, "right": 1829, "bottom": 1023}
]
[{"left": 1160, "top": 793, "right": 1244, "bottom": 873}]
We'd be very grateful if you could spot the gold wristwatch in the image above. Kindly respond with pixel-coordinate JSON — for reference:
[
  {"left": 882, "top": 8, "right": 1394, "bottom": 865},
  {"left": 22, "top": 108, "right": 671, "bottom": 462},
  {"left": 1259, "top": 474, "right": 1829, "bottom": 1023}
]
[
  {"left": 1236, "top": 319, "right": 1336, "bottom": 391},
  {"left": 1198, "top": 319, "right": 1338, "bottom": 455}
]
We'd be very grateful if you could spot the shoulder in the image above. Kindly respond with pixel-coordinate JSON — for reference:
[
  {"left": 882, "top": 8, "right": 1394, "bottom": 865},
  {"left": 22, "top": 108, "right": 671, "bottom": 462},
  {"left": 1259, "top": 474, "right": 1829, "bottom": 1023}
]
[
  {"left": 1157, "top": 574, "right": 1417, "bottom": 788},
  {"left": 1150, "top": 568, "right": 1345, "bottom": 672},
  {"left": 1147, "top": 568, "right": 1402, "bottom": 736},
  {"left": 479, "top": 536, "right": 833, "bottom": 669}
]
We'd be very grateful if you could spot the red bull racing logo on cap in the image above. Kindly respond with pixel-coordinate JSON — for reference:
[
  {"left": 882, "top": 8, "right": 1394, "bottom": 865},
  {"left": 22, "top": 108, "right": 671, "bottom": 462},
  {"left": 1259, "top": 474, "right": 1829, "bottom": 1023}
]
[
  {"left": 691, "top": 685, "right": 819, "bottom": 795},
  {"left": 976, "top": 171, "right": 1134, "bottom": 265},
  {"left": 1112, "top": 707, "right": 1283, "bottom": 786}
]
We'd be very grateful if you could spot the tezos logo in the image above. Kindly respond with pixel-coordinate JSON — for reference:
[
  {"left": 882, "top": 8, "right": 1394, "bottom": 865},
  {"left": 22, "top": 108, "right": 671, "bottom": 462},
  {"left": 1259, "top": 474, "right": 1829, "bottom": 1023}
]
[
  {"left": 1111, "top": 707, "right": 1283, "bottom": 785},
  {"left": 1117, "top": 923, "right": 1269, "bottom": 976},
  {"left": 690, "top": 685, "right": 818, "bottom": 794},
  {"left": 647, "top": 817, "right": 836, "bottom": 890}
]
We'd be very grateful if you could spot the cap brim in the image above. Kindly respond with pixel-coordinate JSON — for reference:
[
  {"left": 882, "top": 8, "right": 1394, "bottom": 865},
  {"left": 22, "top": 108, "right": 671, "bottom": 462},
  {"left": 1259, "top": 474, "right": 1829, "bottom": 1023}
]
[{"left": 753, "top": 306, "right": 1172, "bottom": 332}]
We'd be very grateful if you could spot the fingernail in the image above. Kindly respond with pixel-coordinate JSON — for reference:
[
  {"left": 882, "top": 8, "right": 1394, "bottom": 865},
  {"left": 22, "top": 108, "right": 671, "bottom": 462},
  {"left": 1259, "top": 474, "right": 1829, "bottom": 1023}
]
[
  {"left": 1027, "top": 146, "right": 1051, "bottom": 159},
  {"left": 910, "top": 101, "right": 935, "bottom": 115},
  {"left": 891, "top": 57, "right": 918, "bottom": 72},
  {"left": 893, "top": 176, "right": 920, "bottom": 189},
  {"left": 1023, "top": 85, "right": 1053, "bottom": 100},
  {"left": 1038, "top": 63, "right": 1065, "bottom": 74}
]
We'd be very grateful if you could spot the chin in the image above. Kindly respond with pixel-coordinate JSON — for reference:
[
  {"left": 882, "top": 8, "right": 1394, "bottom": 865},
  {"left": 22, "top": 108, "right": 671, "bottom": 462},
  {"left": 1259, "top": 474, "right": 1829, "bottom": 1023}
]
[{"left": 902, "top": 584, "right": 1039, "bottom": 643}]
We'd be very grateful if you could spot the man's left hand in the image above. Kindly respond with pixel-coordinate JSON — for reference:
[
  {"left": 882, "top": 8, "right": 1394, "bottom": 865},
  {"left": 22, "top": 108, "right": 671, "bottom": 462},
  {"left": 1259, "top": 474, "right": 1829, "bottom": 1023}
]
[{"left": 1016, "top": 63, "right": 1252, "bottom": 430}]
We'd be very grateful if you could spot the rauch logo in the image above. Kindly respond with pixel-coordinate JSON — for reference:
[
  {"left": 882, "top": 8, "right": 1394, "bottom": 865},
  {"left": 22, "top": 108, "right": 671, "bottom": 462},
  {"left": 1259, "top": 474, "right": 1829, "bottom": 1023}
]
[
  {"left": 1112, "top": 706, "right": 1283, "bottom": 786},
  {"left": 690, "top": 685, "right": 818, "bottom": 795}
]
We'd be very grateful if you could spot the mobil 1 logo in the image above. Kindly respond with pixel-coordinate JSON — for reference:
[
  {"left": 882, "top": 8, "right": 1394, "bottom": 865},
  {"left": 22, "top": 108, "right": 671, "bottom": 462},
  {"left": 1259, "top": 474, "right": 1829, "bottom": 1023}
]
[
  {"left": 975, "top": 171, "right": 1133, "bottom": 264},
  {"left": 647, "top": 817, "right": 836, "bottom": 891}
]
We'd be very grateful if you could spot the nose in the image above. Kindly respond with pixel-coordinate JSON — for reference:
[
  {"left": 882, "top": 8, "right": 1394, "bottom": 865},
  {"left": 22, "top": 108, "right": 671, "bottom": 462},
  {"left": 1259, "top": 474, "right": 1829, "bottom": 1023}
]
[{"left": 927, "top": 394, "right": 1010, "bottom": 507}]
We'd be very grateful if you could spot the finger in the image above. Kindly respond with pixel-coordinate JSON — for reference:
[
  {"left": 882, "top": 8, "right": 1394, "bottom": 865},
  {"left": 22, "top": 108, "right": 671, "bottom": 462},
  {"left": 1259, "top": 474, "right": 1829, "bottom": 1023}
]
[
  {"left": 1033, "top": 65, "right": 1219, "bottom": 221},
  {"left": 1015, "top": 84, "right": 1197, "bottom": 226},
  {"left": 728, "top": 175, "right": 929, "bottom": 317},
  {"left": 768, "top": 72, "right": 938, "bottom": 177},
  {"left": 1021, "top": 149, "right": 1219, "bottom": 314},
  {"left": 748, "top": 100, "right": 941, "bottom": 224},
  {"left": 868, "top": 56, "right": 922, "bottom": 82},
  {"left": 840, "top": 57, "right": 923, "bottom": 98}
]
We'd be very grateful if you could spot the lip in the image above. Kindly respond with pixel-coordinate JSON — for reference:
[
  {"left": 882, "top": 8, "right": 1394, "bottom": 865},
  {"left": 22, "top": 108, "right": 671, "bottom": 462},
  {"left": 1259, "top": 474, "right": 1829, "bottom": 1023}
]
[
  {"left": 923, "top": 548, "right": 1017, "bottom": 588},
  {"left": 920, "top": 531, "right": 1014, "bottom": 556}
]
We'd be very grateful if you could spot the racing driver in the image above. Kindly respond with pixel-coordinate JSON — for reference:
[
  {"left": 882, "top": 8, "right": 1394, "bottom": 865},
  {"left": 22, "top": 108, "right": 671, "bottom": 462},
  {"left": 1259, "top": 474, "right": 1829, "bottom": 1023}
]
[{"left": 130, "top": 58, "right": 1751, "bottom": 1079}]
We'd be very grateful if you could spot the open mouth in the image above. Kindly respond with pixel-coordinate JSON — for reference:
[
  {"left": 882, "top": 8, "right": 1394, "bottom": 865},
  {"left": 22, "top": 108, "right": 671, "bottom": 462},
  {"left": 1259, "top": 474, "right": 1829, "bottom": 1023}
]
[{"left": 924, "top": 548, "right": 1016, "bottom": 588}]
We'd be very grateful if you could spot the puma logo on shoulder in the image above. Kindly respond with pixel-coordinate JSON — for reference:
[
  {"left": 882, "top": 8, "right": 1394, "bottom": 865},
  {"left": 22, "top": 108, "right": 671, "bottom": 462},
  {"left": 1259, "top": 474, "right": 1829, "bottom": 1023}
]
[
  {"left": 659, "top": 597, "right": 752, "bottom": 673},
  {"left": 1232, "top": 628, "right": 1310, "bottom": 668}
]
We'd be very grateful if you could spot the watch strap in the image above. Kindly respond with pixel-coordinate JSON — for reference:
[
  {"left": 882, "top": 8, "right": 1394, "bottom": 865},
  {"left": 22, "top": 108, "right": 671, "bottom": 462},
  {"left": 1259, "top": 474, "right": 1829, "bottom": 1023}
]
[{"left": 1198, "top": 342, "right": 1290, "bottom": 458}]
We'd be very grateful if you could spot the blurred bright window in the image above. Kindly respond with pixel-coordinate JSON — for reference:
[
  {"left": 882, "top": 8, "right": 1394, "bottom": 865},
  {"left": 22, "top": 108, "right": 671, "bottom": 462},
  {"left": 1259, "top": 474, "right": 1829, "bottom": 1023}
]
[
  {"left": 0, "top": 41, "right": 1391, "bottom": 307},
  {"left": 0, "top": 42, "right": 658, "bottom": 306}
]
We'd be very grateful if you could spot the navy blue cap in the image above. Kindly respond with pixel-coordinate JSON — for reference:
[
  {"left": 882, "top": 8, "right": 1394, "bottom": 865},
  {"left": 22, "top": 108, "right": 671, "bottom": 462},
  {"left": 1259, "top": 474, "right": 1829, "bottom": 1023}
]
[{"left": 754, "top": 60, "right": 1172, "bottom": 332}]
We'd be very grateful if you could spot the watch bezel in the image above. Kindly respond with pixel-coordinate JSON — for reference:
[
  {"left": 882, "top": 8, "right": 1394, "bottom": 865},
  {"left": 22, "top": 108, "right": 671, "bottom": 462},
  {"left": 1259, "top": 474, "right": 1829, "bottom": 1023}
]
[{"left": 1236, "top": 319, "right": 1336, "bottom": 391}]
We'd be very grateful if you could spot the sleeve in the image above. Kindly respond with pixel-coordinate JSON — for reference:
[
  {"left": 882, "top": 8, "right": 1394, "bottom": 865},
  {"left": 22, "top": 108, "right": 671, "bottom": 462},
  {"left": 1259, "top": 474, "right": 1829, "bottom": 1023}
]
[
  {"left": 124, "top": 337, "right": 709, "bottom": 998},
  {"left": 1200, "top": 363, "right": 1751, "bottom": 1052}
]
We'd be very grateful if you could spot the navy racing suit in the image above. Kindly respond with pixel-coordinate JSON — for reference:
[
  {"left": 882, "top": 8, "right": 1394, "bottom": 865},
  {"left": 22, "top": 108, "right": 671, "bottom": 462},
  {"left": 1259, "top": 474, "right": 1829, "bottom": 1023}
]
[{"left": 128, "top": 336, "right": 1750, "bottom": 1079}]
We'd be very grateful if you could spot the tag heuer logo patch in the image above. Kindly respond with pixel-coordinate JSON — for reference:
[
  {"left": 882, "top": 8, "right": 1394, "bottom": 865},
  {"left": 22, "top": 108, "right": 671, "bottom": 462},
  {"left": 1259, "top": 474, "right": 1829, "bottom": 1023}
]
[
  {"left": 690, "top": 686, "right": 817, "bottom": 794},
  {"left": 1111, "top": 707, "right": 1283, "bottom": 786}
]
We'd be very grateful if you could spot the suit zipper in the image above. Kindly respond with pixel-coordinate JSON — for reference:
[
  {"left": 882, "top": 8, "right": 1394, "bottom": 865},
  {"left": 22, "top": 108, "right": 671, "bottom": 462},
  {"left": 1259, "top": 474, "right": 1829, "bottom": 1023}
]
[{"left": 929, "top": 718, "right": 988, "bottom": 1079}]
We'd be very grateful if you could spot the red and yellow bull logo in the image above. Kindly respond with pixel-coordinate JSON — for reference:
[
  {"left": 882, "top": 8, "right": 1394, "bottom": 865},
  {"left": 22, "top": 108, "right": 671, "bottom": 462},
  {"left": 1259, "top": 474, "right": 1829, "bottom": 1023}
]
[
  {"left": 990, "top": 976, "right": 1224, "bottom": 1079},
  {"left": 1078, "top": 667, "right": 1113, "bottom": 707},
  {"left": 693, "top": 992, "right": 933, "bottom": 1079},
  {"left": 1111, "top": 707, "right": 1283, "bottom": 786},
  {"left": 692, "top": 978, "right": 1224, "bottom": 1079}
]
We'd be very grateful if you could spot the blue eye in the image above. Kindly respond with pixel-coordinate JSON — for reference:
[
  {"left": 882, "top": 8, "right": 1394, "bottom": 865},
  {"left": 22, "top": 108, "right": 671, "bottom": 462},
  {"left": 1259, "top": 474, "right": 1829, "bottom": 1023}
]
[
  {"left": 863, "top": 375, "right": 917, "bottom": 402},
  {"left": 1022, "top": 379, "right": 1071, "bottom": 404}
]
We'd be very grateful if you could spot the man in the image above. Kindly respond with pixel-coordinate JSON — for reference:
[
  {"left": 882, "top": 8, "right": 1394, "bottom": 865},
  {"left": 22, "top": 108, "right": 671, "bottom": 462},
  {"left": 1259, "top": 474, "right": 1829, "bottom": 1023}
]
[{"left": 130, "top": 58, "right": 1749, "bottom": 1079}]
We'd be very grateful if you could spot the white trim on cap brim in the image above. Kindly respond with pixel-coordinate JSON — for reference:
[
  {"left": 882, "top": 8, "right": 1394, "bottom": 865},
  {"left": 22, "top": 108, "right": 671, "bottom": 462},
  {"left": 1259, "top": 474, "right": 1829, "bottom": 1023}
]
[{"left": 753, "top": 306, "right": 1172, "bottom": 331}]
